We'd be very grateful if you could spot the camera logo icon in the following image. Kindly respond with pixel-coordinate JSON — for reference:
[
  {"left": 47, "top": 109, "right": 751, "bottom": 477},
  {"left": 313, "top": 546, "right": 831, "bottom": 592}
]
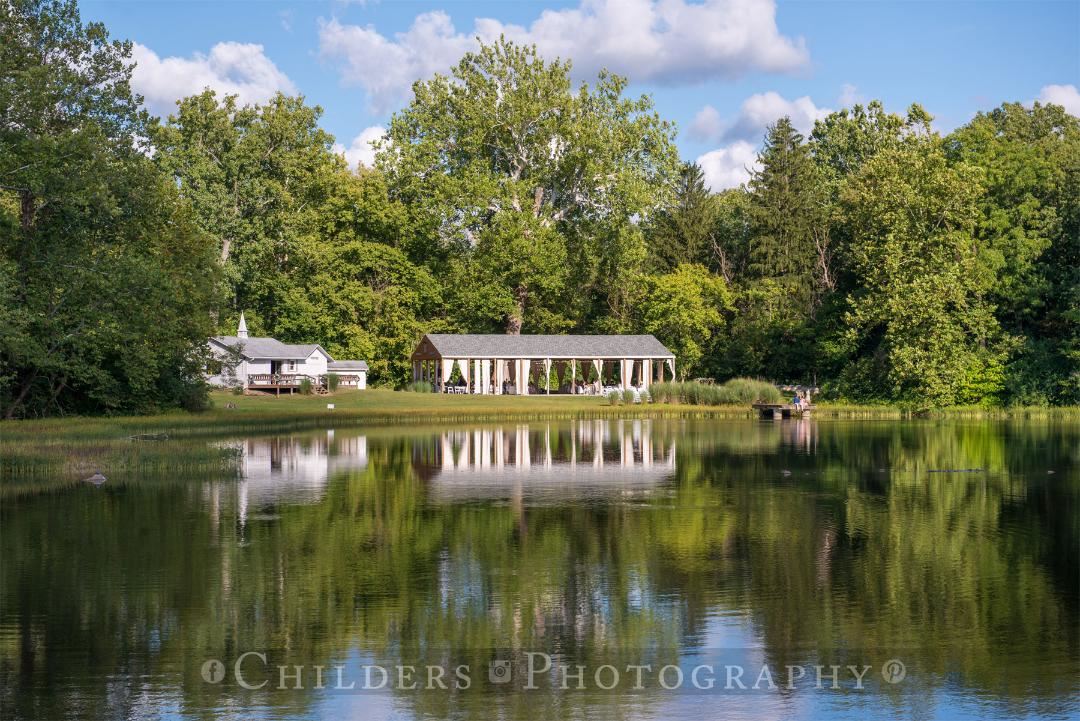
[{"left": 488, "top": 660, "right": 512, "bottom": 684}]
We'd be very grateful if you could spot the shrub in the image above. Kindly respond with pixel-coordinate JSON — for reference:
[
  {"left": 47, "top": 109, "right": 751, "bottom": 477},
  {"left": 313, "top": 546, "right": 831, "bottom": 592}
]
[
  {"left": 645, "top": 378, "right": 783, "bottom": 406},
  {"left": 299, "top": 377, "right": 314, "bottom": 395},
  {"left": 325, "top": 373, "right": 341, "bottom": 392},
  {"left": 639, "top": 389, "right": 651, "bottom": 404},
  {"left": 606, "top": 390, "right": 622, "bottom": 405},
  {"left": 621, "top": 388, "right": 636, "bottom": 404},
  {"left": 650, "top": 382, "right": 672, "bottom": 403},
  {"left": 722, "top": 377, "right": 784, "bottom": 404},
  {"left": 405, "top": 381, "right": 433, "bottom": 393}
]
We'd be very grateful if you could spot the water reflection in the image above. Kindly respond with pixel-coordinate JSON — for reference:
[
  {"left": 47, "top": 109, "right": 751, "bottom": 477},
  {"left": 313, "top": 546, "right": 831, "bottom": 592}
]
[
  {"left": 225, "top": 432, "right": 369, "bottom": 514},
  {"left": 415, "top": 421, "right": 676, "bottom": 501},
  {"left": 1, "top": 419, "right": 1077, "bottom": 721}
]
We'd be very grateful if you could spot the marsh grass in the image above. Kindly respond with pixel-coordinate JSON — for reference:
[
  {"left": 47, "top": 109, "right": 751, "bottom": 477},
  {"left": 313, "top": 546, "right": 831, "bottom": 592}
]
[{"left": 651, "top": 378, "right": 785, "bottom": 406}]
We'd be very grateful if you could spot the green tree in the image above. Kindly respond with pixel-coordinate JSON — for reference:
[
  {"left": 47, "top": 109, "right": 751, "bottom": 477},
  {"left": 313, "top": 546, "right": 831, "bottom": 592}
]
[
  {"left": 705, "top": 187, "right": 753, "bottom": 284},
  {"left": 838, "top": 137, "right": 1012, "bottom": 406},
  {"left": 639, "top": 264, "right": 733, "bottom": 378},
  {"left": 946, "top": 102, "right": 1080, "bottom": 404},
  {"left": 150, "top": 90, "right": 345, "bottom": 334},
  {"left": 809, "top": 101, "right": 930, "bottom": 184},
  {"left": 748, "top": 118, "right": 830, "bottom": 309},
  {"left": 646, "top": 162, "right": 717, "bottom": 271},
  {"left": 0, "top": 0, "right": 217, "bottom": 418},
  {"left": 381, "top": 38, "right": 680, "bottom": 334}
]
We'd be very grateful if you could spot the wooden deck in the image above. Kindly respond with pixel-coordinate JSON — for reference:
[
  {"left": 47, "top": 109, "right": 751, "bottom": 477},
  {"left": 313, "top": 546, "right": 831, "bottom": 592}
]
[
  {"left": 752, "top": 402, "right": 813, "bottom": 419},
  {"left": 246, "top": 374, "right": 328, "bottom": 395}
]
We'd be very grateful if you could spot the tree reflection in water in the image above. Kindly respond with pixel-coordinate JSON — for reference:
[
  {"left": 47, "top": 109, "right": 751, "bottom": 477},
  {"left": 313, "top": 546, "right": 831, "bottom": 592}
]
[{"left": 1, "top": 419, "right": 1076, "bottom": 720}]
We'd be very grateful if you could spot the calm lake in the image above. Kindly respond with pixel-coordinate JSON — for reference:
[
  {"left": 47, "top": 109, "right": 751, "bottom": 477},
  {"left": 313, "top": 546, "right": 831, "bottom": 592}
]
[{"left": 2, "top": 418, "right": 1077, "bottom": 720}]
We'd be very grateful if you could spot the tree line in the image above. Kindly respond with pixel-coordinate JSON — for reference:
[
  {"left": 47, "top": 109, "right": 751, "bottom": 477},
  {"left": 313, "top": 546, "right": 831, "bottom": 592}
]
[{"left": 2, "top": 0, "right": 1077, "bottom": 417}]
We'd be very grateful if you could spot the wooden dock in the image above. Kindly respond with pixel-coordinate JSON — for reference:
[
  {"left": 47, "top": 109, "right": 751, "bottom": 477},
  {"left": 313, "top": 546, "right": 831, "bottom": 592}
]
[{"left": 752, "top": 402, "right": 813, "bottom": 419}]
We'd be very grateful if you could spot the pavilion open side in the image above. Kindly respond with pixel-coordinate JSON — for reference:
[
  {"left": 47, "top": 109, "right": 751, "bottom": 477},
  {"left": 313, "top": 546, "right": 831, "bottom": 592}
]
[{"left": 409, "top": 334, "right": 676, "bottom": 395}]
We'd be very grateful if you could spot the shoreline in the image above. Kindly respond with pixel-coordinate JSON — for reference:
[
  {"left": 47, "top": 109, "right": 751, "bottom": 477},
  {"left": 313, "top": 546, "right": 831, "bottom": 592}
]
[
  {"left": 2, "top": 389, "right": 1077, "bottom": 442},
  {"left": 3, "top": 389, "right": 1076, "bottom": 496}
]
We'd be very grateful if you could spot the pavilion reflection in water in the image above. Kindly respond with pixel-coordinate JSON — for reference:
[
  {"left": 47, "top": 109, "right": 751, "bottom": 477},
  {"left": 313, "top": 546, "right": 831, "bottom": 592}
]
[
  {"left": 223, "top": 431, "right": 369, "bottom": 518},
  {"left": 413, "top": 420, "right": 677, "bottom": 501}
]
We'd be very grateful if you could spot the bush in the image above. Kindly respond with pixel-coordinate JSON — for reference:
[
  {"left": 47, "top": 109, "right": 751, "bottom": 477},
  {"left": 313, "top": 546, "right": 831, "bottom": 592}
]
[
  {"left": 606, "top": 390, "right": 622, "bottom": 405},
  {"left": 639, "top": 389, "right": 651, "bottom": 404},
  {"left": 325, "top": 373, "right": 341, "bottom": 392},
  {"left": 299, "top": 377, "right": 314, "bottom": 395},
  {"left": 646, "top": 378, "right": 782, "bottom": 406},
  {"left": 622, "top": 388, "right": 637, "bottom": 404},
  {"left": 650, "top": 382, "right": 673, "bottom": 403},
  {"left": 404, "top": 381, "right": 433, "bottom": 393}
]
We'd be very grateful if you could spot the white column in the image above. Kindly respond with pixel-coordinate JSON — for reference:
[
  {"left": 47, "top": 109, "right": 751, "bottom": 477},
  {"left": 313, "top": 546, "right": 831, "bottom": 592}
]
[
  {"left": 495, "top": 359, "right": 505, "bottom": 395},
  {"left": 480, "top": 359, "right": 491, "bottom": 395},
  {"left": 570, "top": 359, "right": 577, "bottom": 394},
  {"left": 593, "top": 359, "right": 602, "bottom": 394},
  {"left": 642, "top": 359, "right": 652, "bottom": 389},
  {"left": 544, "top": 359, "right": 552, "bottom": 394},
  {"left": 521, "top": 359, "right": 530, "bottom": 396},
  {"left": 464, "top": 359, "right": 471, "bottom": 393}
]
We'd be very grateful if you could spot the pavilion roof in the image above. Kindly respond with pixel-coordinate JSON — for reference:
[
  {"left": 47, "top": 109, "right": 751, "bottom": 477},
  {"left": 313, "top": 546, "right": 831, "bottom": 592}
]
[{"left": 413, "top": 334, "right": 674, "bottom": 360}]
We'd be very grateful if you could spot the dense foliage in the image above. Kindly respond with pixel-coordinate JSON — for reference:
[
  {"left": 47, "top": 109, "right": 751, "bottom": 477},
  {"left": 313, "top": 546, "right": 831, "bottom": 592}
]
[
  {"left": 0, "top": 0, "right": 218, "bottom": 418},
  {"left": 2, "top": 1, "right": 1077, "bottom": 415}
]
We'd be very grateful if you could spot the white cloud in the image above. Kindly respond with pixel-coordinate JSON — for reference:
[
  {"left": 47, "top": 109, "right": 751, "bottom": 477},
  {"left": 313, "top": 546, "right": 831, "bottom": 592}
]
[
  {"left": 319, "top": 13, "right": 474, "bottom": 114},
  {"left": 132, "top": 42, "right": 296, "bottom": 117},
  {"left": 334, "top": 125, "right": 387, "bottom": 170},
  {"left": 687, "top": 91, "right": 830, "bottom": 146},
  {"left": 687, "top": 105, "right": 724, "bottom": 143},
  {"left": 696, "top": 140, "right": 759, "bottom": 191},
  {"left": 319, "top": 0, "right": 808, "bottom": 112},
  {"left": 839, "top": 83, "right": 862, "bottom": 107},
  {"left": 723, "top": 91, "right": 830, "bottom": 141},
  {"left": 1038, "top": 84, "right": 1080, "bottom": 116}
]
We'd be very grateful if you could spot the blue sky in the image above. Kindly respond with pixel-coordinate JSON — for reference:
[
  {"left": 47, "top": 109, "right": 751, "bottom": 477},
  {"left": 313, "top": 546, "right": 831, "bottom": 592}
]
[{"left": 84, "top": 0, "right": 1079, "bottom": 189}]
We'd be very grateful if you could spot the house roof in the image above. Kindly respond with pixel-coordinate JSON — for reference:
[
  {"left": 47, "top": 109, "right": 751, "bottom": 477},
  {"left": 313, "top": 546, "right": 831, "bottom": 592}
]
[
  {"left": 211, "top": 336, "right": 330, "bottom": 361},
  {"left": 413, "top": 334, "right": 674, "bottom": 359},
  {"left": 328, "top": 360, "right": 369, "bottom": 371}
]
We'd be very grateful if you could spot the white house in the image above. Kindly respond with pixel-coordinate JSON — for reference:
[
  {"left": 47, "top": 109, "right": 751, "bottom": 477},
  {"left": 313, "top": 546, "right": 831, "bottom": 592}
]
[{"left": 207, "top": 313, "right": 368, "bottom": 392}]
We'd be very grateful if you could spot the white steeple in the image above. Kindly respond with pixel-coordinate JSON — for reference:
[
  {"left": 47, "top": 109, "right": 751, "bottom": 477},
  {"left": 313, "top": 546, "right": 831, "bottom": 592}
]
[{"left": 237, "top": 312, "right": 248, "bottom": 339}]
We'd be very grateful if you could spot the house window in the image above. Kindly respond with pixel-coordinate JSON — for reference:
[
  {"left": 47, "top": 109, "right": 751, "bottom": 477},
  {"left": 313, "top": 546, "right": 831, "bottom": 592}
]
[{"left": 285, "top": 360, "right": 296, "bottom": 372}]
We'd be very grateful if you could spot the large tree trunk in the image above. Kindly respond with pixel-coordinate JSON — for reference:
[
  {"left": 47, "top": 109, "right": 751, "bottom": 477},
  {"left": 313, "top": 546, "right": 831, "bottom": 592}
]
[
  {"left": 504, "top": 285, "right": 528, "bottom": 335},
  {"left": 19, "top": 190, "right": 34, "bottom": 232}
]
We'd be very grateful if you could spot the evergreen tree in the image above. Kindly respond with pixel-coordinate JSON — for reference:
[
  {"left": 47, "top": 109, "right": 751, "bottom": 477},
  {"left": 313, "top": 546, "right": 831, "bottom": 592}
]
[
  {"left": 747, "top": 118, "right": 829, "bottom": 313},
  {"left": 647, "top": 163, "right": 716, "bottom": 271}
]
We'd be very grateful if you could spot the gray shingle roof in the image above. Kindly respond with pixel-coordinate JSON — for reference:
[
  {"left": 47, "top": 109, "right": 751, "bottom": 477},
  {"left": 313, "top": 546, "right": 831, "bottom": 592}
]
[
  {"left": 328, "top": 360, "right": 369, "bottom": 371},
  {"left": 211, "top": 336, "right": 329, "bottom": 361},
  {"left": 416, "top": 334, "right": 674, "bottom": 359}
]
